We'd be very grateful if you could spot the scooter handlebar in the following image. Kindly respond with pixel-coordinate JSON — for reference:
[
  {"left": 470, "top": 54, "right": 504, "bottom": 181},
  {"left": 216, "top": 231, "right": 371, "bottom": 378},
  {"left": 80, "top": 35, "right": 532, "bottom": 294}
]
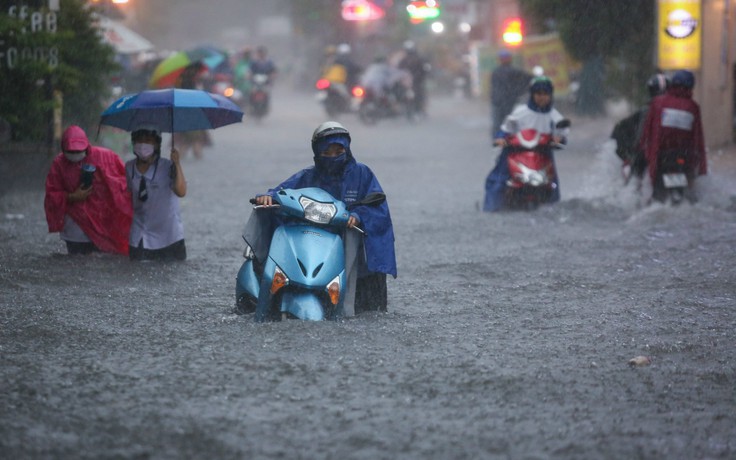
[
  {"left": 250, "top": 195, "right": 364, "bottom": 232},
  {"left": 250, "top": 197, "right": 281, "bottom": 208}
]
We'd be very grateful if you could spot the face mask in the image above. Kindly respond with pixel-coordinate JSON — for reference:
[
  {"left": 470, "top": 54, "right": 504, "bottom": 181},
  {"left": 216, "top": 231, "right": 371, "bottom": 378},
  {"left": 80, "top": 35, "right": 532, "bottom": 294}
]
[
  {"left": 134, "top": 143, "right": 155, "bottom": 159},
  {"left": 316, "top": 153, "right": 347, "bottom": 176},
  {"left": 64, "top": 152, "right": 86, "bottom": 163}
]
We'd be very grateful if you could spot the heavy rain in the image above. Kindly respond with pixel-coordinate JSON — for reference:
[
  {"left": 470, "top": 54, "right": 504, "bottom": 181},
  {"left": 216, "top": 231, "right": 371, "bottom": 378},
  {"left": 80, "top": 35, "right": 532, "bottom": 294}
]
[{"left": 1, "top": 1, "right": 735, "bottom": 458}]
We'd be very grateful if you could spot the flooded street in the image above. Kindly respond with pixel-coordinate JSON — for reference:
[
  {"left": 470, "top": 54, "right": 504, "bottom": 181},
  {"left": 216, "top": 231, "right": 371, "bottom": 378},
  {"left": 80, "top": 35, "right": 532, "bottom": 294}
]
[{"left": 2, "top": 89, "right": 735, "bottom": 459}]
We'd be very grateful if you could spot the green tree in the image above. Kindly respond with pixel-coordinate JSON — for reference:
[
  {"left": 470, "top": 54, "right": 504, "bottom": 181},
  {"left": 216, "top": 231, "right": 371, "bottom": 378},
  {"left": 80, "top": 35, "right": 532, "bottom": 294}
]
[
  {"left": 0, "top": 0, "right": 118, "bottom": 141},
  {"left": 520, "top": 0, "right": 656, "bottom": 115},
  {"left": 289, "top": 0, "right": 344, "bottom": 42}
]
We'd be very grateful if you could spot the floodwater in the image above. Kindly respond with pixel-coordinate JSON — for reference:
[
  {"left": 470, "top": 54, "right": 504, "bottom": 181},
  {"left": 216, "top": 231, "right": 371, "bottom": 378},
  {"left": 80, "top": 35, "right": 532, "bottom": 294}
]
[{"left": 1, "top": 89, "right": 735, "bottom": 459}]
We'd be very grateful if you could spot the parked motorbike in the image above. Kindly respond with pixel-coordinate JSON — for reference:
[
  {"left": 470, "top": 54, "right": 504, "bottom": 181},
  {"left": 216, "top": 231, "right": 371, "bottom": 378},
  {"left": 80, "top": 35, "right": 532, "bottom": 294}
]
[
  {"left": 652, "top": 151, "right": 690, "bottom": 204},
  {"left": 249, "top": 73, "right": 271, "bottom": 120},
  {"left": 503, "top": 119, "right": 570, "bottom": 210},
  {"left": 236, "top": 187, "right": 385, "bottom": 322},
  {"left": 315, "top": 78, "right": 363, "bottom": 117},
  {"left": 358, "top": 84, "right": 415, "bottom": 125}
]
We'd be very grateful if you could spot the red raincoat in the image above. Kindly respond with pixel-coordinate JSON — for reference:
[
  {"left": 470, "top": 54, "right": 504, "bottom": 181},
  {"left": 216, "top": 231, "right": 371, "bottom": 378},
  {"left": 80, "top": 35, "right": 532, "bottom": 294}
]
[
  {"left": 639, "top": 86, "right": 707, "bottom": 183},
  {"left": 44, "top": 126, "right": 133, "bottom": 255}
]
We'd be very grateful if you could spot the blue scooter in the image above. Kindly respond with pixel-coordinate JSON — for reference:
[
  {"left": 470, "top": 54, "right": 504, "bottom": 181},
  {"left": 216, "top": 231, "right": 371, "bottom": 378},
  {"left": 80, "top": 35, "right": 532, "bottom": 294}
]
[{"left": 235, "top": 187, "right": 385, "bottom": 322}]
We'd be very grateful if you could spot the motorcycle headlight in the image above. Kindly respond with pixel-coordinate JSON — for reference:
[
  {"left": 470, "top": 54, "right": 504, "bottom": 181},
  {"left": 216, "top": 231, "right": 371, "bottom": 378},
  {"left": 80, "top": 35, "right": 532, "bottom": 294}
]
[
  {"left": 516, "top": 164, "right": 548, "bottom": 186},
  {"left": 299, "top": 197, "right": 337, "bottom": 224}
]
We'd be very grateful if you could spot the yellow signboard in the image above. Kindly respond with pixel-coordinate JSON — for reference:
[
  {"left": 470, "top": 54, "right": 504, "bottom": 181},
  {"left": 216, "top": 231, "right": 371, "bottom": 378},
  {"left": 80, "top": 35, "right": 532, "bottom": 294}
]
[
  {"left": 658, "top": 0, "right": 702, "bottom": 70},
  {"left": 519, "top": 34, "right": 579, "bottom": 97}
]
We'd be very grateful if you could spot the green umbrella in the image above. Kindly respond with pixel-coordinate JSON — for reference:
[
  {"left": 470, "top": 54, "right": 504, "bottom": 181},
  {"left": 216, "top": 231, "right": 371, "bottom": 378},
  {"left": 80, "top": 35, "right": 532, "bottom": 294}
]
[{"left": 149, "top": 47, "right": 226, "bottom": 89}]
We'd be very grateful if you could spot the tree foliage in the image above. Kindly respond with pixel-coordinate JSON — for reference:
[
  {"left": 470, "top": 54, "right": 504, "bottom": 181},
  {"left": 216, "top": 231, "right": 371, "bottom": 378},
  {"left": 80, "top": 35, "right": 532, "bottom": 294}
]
[
  {"left": 0, "top": 0, "right": 118, "bottom": 141},
  {"left": 520, "top": 0, "right": 656, "bottom": 112},
  {"left": 288, "top": 0, "right": 344, "bottom": 42}
]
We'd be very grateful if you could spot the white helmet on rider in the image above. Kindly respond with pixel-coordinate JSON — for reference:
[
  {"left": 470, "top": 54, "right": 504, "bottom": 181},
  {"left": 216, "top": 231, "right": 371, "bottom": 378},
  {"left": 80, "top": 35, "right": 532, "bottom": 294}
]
[{"left": 311, "top": 121, "right": 351, "bottom": 156}]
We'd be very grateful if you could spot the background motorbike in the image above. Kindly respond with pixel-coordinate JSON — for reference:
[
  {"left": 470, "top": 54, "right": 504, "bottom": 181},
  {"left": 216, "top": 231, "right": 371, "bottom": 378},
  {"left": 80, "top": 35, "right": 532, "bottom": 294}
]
[
  {"left": 236, "top": 188, "right": 385, "bottom": 322},
  {"left": 210, "top": 77, "right": 244, "bottom": 109},
  {"left": 504, "top": 119, "right": 570, "bottom": 210},
  {"left": 652, "top": 151, "right": 690, "bottom": 204},
  {"left": 358, "top": 84, "right": 415, "bottom": 125},
  {"left": 315, "top": 78, "right": 363, "bottom": 117},
  {"left": 249, "top": 73, "right": 271, "bottom": 120}
]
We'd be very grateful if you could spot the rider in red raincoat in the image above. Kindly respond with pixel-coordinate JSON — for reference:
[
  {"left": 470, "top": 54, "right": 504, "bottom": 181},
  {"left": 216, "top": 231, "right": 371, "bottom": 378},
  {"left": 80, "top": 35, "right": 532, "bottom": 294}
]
[
  {"left": 44, "top": 125, "right": 133, "bottom": 255},
  {"left": 638, "top": 70, "right": 707, "bottom": 190}
]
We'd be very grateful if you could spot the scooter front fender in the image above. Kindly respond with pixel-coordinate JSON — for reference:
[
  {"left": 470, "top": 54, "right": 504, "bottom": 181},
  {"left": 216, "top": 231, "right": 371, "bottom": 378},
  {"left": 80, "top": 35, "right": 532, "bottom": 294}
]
[
  {"left": 281, "top": 292, "right": 326, "bottom": 321},
  {"left": 253, "top": 224, "right": 346, "bottom": 322}
]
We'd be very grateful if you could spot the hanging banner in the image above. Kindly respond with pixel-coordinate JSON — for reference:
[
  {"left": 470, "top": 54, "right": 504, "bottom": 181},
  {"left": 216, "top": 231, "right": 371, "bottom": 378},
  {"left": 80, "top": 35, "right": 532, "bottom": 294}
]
[
  {"left": 658, "top": 0, "right": 702, "bottom": 70},
  {"left": 97, "top": 16, "right": 153, "bottom": 54}
]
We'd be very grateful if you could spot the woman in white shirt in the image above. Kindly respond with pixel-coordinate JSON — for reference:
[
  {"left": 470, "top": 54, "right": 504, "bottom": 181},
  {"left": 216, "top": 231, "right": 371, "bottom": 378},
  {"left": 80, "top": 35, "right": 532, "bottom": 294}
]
[{"left": 126, "top": 126, "right": 188, "bottom": 261}]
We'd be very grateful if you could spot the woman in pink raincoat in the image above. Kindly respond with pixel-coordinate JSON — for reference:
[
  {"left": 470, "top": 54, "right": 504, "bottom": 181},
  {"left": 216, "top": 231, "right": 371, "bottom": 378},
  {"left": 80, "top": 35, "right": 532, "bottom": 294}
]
[{"left": 44, "top": 125, "right": 133, "bottom": 255}]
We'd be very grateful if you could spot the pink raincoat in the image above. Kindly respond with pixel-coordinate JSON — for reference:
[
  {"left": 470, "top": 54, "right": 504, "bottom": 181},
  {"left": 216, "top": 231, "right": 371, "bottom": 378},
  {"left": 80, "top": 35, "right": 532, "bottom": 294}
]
[{"left": 44, "top": 125, "right": 133, "bottom": 255}]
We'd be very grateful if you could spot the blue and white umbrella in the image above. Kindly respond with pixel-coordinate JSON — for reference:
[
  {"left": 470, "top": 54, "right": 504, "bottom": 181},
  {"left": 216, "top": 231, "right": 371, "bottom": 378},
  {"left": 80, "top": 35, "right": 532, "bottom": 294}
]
[{"left": 100, "top": 88, "right": 243, "bottom": 133}]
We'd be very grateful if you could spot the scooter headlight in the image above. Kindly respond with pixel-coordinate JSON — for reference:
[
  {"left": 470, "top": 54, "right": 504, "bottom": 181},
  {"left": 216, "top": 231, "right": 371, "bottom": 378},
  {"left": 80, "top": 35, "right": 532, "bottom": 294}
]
[
  {"left": 515, "top": 163, "right": 549, "bottom": 186},
  {"left": 270, "top": 265, "right": 289, "bottom": 294},
  {"left": 326, "top": 275, "right": 341, "bottom": 306},
  {"left": 299, "top": 197, "right": 337, "bottom": 224}
]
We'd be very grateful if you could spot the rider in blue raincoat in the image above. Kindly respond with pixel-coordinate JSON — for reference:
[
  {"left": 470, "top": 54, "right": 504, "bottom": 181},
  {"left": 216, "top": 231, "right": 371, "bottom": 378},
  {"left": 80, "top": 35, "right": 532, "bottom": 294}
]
[
  {"left": 247, "top": 121, "right": 397, "bottom": 314},
  {"left": 483, "top": 76, "right": 568, "bottom": 212}
]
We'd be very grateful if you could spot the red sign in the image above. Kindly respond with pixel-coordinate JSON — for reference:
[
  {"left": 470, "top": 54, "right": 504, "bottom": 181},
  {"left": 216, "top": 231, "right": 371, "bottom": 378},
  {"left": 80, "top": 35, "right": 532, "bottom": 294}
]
[{"left": 342, "top": 0, "right": 385, "bottom": 21}]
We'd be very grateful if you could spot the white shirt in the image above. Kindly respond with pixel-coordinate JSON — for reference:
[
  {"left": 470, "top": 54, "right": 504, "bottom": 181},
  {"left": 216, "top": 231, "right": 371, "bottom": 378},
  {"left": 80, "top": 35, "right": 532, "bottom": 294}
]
[
  {"left": 60, "top": 214, "right": 91, "bottom": 243},
  {"left": 501, "top": 104, "right": 567, "bottom": 137},
  {"left": 126, "top": 157, "right": 184, "bottom": 250}
]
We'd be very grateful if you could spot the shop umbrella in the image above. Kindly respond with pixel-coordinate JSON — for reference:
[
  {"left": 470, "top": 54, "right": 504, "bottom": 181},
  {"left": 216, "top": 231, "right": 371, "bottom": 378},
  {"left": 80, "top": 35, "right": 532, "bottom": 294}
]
[
  {"left": 99, "top": 88, "right": 243, "bottom": 135},
  {"left": 148, "top": 47, "right": 226, "bottom": 89}
]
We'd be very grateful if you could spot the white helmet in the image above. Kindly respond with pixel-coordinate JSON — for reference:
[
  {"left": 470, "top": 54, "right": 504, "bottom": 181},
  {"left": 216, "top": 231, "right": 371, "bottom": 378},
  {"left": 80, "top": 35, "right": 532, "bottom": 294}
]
[
  {"left": 337, "top": 43, "right": 351, "bottom": 55},
  {"left": 311, "top": 121, "right": 351, "bottom": 155}
]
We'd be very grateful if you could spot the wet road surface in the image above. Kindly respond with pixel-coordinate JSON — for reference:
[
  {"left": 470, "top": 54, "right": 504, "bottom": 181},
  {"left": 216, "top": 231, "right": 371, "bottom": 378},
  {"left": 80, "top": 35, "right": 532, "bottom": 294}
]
[{"left": 1, "top": 89, "right": 735, "bottom": 459}]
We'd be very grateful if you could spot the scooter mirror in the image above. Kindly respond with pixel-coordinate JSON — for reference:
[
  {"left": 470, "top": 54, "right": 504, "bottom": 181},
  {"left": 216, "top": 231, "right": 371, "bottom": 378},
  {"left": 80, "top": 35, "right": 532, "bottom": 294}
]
[
  {"left": 349, "top": 192, "right": 386, "bottom": 208},
  {"left": 556, "top": 119, "right": 571, "bottom": 129}
]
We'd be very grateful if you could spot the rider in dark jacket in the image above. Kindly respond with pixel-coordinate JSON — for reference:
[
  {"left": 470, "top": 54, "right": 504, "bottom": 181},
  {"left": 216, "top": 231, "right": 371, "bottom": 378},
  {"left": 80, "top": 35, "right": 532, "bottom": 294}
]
[
  {"left": 249, "top": 45, "right": 277, "bottom": 82},
  {"left": 398, "top": 40, "right": 430, "bottom": 116},
  {"left": 248, "top": 121, "right": 396, "bottom": 314},
  {"left": 490, "top": 50, "right": 532, "bottom": 137},
  {"left": 610, "top": 74, "right": 668, "bottom": 186}
]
